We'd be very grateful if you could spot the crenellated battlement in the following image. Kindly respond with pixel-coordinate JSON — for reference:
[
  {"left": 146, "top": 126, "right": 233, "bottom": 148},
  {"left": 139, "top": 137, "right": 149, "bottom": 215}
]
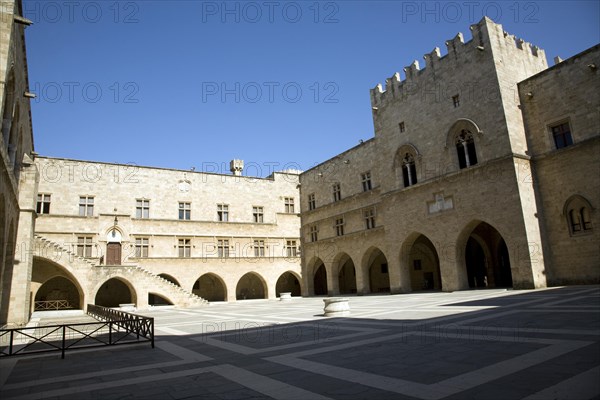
[{"left": 370, "top": 17, "right": 546, "bottom": 107}]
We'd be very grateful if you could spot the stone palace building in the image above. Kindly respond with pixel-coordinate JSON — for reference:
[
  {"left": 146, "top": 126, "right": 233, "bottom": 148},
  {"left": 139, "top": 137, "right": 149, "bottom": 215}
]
[{"left": 1, "top": 0, "right": 598, "bottom": 326}]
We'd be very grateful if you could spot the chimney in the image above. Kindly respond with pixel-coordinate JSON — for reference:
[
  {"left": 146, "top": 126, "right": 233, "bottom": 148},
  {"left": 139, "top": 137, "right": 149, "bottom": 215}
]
[{"left": 230, "top": 159, "right": 244, "bottom": 176}]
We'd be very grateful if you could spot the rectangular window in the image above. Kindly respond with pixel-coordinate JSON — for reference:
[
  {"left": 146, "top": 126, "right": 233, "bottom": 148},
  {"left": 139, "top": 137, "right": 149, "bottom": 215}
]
[
  {"left": 308, "top": 193, "right": 316, "bottom": 211},
  {"left": 217, "top": 204, "right": 229, "bottom": 222},
  {"left": 36, "top": 194, "right": 51, "bottom": 214},
  {"left": 253, "top": 206, "right": 264, "bottom": 223},
  {"left": 399, "top": 121, "right": 405, "bottom": 133},
  {"left": 136, "top": 199, "right": 150, "bottom": 219},
  {"left": 286, "top": 240, "right": 298, "bottom": 257},
  {"left": 79, "top": 196, "right": 94, "bottom": 217},
  {"left": 284, "top": 197, "right": 295, "bottom": 213},
  {"left": 333, "top": 183, "right": 341, "bottom": 202},
  {"left": 217, "top": 239, "right": 230, "bottom": 258},
  {"left": 178, "top": 202, "right": 191, "bottom": 220},
  {"left": 310, "top": 225, "right": 318, "bottom": 242},
  {"left": 178, "top": 238, "right": 191, "bottom": 258},
  {"left": 551, "top": 121, "right": 573, "bottom": 149},
  {"left": 254, "top": 240, "right": 265, "bottom": 257},
  {"left": 452, "top": 94, "right": 460, "bottom": 107},
  {"left": 335, "top": 218, "right": 345, "bottom": 236},
  {"left": 76, "top": 236, "right": 93, "bottom": 258},
  {"left": 364, "top": 208, "right": 376, "bottom": 229},
  {"left": 361, "top": 172, "right": 372, "bottom": 192},
  {"left": 135, "top": 238, "right": 149, "bottom": 258}
]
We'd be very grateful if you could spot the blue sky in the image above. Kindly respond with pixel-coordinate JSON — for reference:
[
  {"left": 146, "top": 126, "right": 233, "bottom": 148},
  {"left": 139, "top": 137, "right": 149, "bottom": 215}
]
[{"left": 23, "top": 1, "right": 599, "bottom": 176}]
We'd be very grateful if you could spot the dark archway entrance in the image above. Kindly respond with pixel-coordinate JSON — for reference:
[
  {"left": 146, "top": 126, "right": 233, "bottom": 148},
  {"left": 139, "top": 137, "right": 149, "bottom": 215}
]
[
  {"left": 193, "top": 273, "right": 226, "bottom": 301},
  {"left": 465, "top": 223, "right": 513, "bottom": 288},
  {"left": 236, "top": 273, "right": 266, "bottom": 300},
  {"left": 408, "top": 235, "right": 442, "bottom": 291},
  {"left": 313, "top": 263, "right": 328, "bottom": 295},
  {"left": 95, "top": 278, "right": 134, "bottom": 307},
  {"left": 276, "top": 272, "right": 301, "bottom": 296},
  {"left": 158, "top": 274, "right": 180, "bottom": 287},
  {"left": 367, "top": 248, "right": 390, "bottom": 293},
  {"left": 148, "top": 293, "right": 173, "bottom": 306},
  {"left": 35, "top": 276, "right": 80, "bottom": 310},
  {"left": 338, "top": 256, "right": 357, "bottom": 294}
]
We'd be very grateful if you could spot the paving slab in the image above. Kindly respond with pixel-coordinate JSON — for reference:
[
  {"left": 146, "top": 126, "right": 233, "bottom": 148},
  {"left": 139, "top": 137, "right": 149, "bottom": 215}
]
[{"left": 1, "top": 286, "right": 599, "bottom": 399}]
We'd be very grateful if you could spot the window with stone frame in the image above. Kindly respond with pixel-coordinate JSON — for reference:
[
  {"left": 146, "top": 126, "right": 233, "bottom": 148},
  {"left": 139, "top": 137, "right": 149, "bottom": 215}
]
[
  {"left": 335, "top": 218, "right": 345, "bottom": 236},
  {"left": 455, "top": 130, "right": 478, "bottom": 169},
  {"left": 136, "top": 199, "right": 150, "bottom": 219},
  {"left": 36, "top": 194, "right": 51, "bottom": 214},
  {"left": 452, "top": 94, "right": 460, "bottom": 108},
  {"left": 550, "top": 121, "right": 573, "bottom": 149},
  {"left": 217, "top": 204, "right": 229, "bottom": 222},
  {"left": 286, "top": 240, "right": 298, "bottom": 257},
  {"left": 401, "top": 153, "right": 418, "bottom": 187},
  {"left": 79, "top": 196, "right": 94, "bottom": 217},
  {"left": 398, "top": 121, "right": 405, "bottom": 133},
  {"left": 253, "top": 206, "right": 264, "bottom": 223},
  {"left": 333, "top": 183, "right": 342, "bottom": 202},
  {"left": 361, "top": 171, "right": 372, "bottom": 191},
  {"left": 364, "top": 208, "right": 376, "bottom": 229},
  {"left": 308, "top": 193, "right": 316, "bottom": 210},
  {"left": 179, "top": 202, "right": 191, "bottom": 220},
  {"left": 310, "top": 225, "right": 318, "bottom": 242},
  {"left": 178, "top": 238, "right": 191, "bottom": 258},
  {"left": 76, "top": 236, "right": 93, "bottom": 257},
  {"left": 217, "top": 239, "right": 230, "bottom": 258},
  {"left": 254, "top": 240, "right": 265, "bottom": 257},
  {"left": 565, "top": 196, "right": 593, "bottom": 236},
  {"left": 135, "top": 238, "right": 149, "bottom": 258},
  {"left": 284, "top": 197, "right": 295, "bottom": 213}
]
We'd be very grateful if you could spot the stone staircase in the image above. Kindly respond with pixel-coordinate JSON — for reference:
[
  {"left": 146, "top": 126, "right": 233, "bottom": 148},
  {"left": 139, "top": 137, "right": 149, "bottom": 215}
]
[{"left": 34, "top": 234, "right": 208, "bottom": 308}]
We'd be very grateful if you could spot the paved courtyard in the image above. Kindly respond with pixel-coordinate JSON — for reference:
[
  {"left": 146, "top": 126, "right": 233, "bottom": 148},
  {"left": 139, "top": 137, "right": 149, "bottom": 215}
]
[{"left": 1, "top": 286, "right": 599, "bottom": 399}]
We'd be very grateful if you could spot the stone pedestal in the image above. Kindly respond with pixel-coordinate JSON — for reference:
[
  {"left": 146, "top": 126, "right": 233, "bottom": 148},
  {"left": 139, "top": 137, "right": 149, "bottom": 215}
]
[
  {"left": 280, "top": 292, "right": 292, "bottom": 301},
  {"left": 323, "top": 298, "right": 350, "bottom": 317}
]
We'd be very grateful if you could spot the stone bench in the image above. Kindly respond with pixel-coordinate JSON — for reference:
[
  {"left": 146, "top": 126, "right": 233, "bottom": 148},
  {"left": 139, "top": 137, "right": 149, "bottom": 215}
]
[
  {"left": 279, "top": 292, "right": 292, "bottom": 301},
  {"left": 323, "top": 298, "right": 350, "bottom": 317}
]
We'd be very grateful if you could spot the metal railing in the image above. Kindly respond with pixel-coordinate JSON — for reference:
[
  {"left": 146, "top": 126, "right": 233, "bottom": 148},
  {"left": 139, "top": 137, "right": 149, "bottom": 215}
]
[
  {"left": 34, "top": 300, "right": 72, "bottom": 310},
  {"left": 0, "top": 305, "right": 154, "bottom": 359}
]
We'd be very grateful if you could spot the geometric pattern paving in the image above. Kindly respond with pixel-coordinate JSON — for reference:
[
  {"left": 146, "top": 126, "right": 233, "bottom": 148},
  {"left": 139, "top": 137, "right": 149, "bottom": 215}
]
[{"left": 1, "top": 286, "right": 599, "bottom": 399}]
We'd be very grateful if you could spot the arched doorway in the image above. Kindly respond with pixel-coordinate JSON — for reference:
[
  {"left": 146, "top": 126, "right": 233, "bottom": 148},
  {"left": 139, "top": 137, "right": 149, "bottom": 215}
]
[
  {"left": 336, "top": 254, "right": 357, "bottom": 294},
  {"left": 95, "top": 278, "right": 135, "bottom": 307},
  {"left": 158, "top": 274, "right": 180, "bottom": 287},
  {"left": 193, "top": 273, "right": 227, "bottom": 301},
  {"left": 105, "top": 229, "right": 122, "bottom": 265},
  {"left": 276, "top": 271, "right": 301, "bottom": 296},
  {"left": 465, "top": 222, "right": 513, "bottom": 288},
  {"left": 236, "top": 273, "right": 267, "bottom": 300},
  {"left": 407, "top": 235, "right": 441, "bottom": 291},
  {"left": 366, "top": 248, "right": 390, "bottom": 293},
  {"left": 313, "top": 263, "right": 328, "bottom": 295},
  {"left": 35, "top": 276, "right": 81, "bottom": 310}
]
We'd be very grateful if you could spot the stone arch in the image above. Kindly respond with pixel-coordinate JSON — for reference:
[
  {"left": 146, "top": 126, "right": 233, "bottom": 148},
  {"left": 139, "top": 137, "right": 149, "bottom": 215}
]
[
  {"left": 307, "top": 256, "right": 327, "bottom": 296},
  {"left": 275, "top": 271, "right": 301, "bottom": 296},
  {"left": 94, "top": 277, "right": 137, "bottom": 307},
  {"left": 236, "top": 272, "right": 267, "bottom": 300},
  {"left": 31, "top": 256, "right": 86, "bottom": 312},
  {"left": 333, "top": 252, "right": 357, "bottom": 294},
  {"left": 458, "top": 220, "right": 513, "bottom": 289},
  {"left": 158, "top": 273, "right": 181, "bottom": 286},
  {"left": 400, "top": 232, "right": 442, "bottom": 291},
  {"left": 193, "top": 273, "right": 227, "bottom": 301},
  {"left": 148, "top": 292, "right": 174, "bottom": 306},
  {"left": 445, "top": 118, "right": 483, "bottom": 148},
  {"left": 362, "top": 247, "right": 390, "bottom": 293},
  {"left": 34, "top": 276, "right": 82, "bottom": 310}
]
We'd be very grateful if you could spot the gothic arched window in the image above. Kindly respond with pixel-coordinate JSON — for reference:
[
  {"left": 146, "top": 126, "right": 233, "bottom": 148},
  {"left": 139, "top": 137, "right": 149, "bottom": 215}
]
[
  {"left": 402, "top": 153, "right": 417, "bottom": 187},
  {"left": 456, "top": 130, "right": 478, "bottom": 169},
  {"left": 565, "top": 196, "right": 594, "bottom": 236}
]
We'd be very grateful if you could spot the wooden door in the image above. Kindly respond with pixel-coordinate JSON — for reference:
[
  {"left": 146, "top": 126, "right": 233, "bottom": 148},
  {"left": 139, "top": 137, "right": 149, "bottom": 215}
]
[{"left": 106, "top": 243, "right": 122, "bottom": 265}]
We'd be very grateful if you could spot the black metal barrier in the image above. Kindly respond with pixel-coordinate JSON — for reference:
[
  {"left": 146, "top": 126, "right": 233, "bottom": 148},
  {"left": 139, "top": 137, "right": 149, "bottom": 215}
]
[{"left": 0, "top": 304, "right": 154, "bottom": 359}]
